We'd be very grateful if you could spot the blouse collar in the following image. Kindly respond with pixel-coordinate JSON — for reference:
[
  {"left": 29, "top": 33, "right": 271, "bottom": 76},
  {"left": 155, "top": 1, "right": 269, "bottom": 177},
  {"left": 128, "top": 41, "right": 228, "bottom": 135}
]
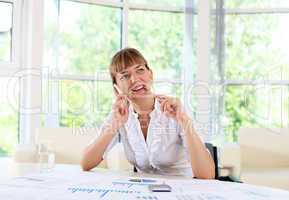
[{"left": 128, "top": 97, "right": 161, "bottom": 120}]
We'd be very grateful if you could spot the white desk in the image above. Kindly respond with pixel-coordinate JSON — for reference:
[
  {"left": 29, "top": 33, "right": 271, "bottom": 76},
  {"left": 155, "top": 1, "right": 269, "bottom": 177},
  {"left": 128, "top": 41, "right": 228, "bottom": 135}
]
[
  {"left": 0, "top": 158, "right": 82, "bottom": 178},
  {"left": 1, "top": 159, "right": 289, "bottom": 200}
]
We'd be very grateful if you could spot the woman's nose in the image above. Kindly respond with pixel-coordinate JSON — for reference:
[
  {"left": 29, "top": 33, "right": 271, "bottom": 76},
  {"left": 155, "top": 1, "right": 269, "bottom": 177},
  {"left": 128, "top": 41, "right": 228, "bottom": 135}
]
[{"left": 130, "top": 73, "right": 138, "bottom": 83}]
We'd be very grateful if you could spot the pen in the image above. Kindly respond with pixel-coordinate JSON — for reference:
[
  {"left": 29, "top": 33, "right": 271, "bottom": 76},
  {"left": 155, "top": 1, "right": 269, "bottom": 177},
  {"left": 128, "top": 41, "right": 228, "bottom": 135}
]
[
  {"left": 113, "top": 84, "right": 123, "bottom": 95},
  {"left": 114, "top": 84, "right": 129, "bottom": 105},
  {"left": 129, "top": 178, "right": 156, "bottom": 183},
  {"left": 15, "top": 177, "right": 44, "bottom": 182}
]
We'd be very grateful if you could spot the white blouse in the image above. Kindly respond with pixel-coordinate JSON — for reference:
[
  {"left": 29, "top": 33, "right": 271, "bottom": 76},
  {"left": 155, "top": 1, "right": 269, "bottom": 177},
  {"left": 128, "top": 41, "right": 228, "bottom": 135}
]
[{"left": 99, "top": 100, "right": 193, "bottom": 177}]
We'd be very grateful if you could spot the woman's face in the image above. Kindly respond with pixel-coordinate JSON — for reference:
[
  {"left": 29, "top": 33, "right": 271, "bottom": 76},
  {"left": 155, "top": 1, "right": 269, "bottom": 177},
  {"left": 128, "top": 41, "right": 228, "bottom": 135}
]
[{"left": 115, "top": 63, "right": 153, "bottom": 100}]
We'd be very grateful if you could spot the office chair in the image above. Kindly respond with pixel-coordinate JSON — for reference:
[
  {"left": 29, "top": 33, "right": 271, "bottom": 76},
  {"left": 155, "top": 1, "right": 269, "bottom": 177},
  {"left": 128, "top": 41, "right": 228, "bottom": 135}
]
[
  {"left": 205, "top": 143, "right": 241, "bottom": 182},
  {"left": 205, "top": 143, "right": 219, "bottom": 179}
]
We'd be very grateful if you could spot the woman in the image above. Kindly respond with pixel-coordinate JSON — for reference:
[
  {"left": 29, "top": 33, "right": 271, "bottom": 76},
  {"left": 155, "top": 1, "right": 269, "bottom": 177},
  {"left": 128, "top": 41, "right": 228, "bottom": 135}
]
[{"left": 81, "top": 48, "right": 215, "bottom": 179}]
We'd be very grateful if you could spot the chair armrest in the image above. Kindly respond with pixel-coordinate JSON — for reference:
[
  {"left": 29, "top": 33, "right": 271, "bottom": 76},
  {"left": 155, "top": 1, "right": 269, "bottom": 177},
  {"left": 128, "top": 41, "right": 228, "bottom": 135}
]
[{"left": 219, "top": 143, "right": 241, "bottom": 180}]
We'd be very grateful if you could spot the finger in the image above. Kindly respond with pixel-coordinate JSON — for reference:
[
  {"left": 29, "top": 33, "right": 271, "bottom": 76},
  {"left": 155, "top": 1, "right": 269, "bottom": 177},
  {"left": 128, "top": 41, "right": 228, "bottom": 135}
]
[
  {"left": 117, "top": 93, "right": 130, "bottom": 107},
  {"left": 164, "top": 104, "right": 173, "bottom": 117},
  {"left": 114, "top": 100, "right": 123, "bottom": 110},
  {"left": 125, "top": 96, "right": 130, "bottom": 107},
  {"left": 117, "top": 94, "right": 126, "bottom": 100},
  {"left": 155, "top": 95, "right": 167, "bottom": 103},
  {"left": 169, "top": 101, "right": 177, "bottom": 112},
  {"left": 155, "top": 95, "right": 164, "bottom": 101},
  {"left": 114, "top": 84, "right": 131, "bottom": 105},
  {"left": 164, "top": 100, "right": 173, "bottom": 114},
  {"left": 160, "top": 100, "right": 164, "bottom": 112},
  {"left": 116, "top": 95, "right": 127, "bottom": 106},
  {"left": 164, "top": 102, "right": 169, "bottom": 115},
  {"left": 114, "top": 84, "right": 123, "bottom": 95},
  {"left": 114, "top": 88, "right": 119, "bottom": 97},
  {"left": 121, "top": 102, "right": 128, "bottom": 115},
  {"left": 113, "top": 107, "right": 123, "bottom": 117},
  {"left": 114, "top": 98, "right": 127, "bottom": 114},
  {"left": 160, "top": 99, "right": 169, "bottom": 112},
  {"left": 168, "top": 104, "right": 175, "bottom": 112},
  {"left": 166, "top": 100, "right": 178, "bottom": 116},
  {"left": 119, "top": 104, "right": 129, "bottom": 117}
]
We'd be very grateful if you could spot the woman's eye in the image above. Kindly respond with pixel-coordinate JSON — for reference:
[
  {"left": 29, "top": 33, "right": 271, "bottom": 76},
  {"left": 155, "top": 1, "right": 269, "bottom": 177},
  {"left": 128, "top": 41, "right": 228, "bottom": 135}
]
[
  {"left": 120, "top": 74, "right": 129, "bottom": 80},
  {"left": 136, "top": 68, "right": 145, "bottom": 73}
]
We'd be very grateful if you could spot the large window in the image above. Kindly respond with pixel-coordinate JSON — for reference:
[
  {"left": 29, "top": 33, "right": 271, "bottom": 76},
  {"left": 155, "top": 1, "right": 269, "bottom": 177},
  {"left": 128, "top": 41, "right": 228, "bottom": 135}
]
[
  {"left": 3, "top": 0, "right": 288, "bottom": 156},
  {"left": 0, "top": 78, "right": 19, "bottom": 156},
  {"left": 128, "top": 10, "right": 184, "bottom": 79},
  {"left": 44, "top": 0, "right": 122, "bottom": 127},
  {"left": 3, "top": 0, "right": 288, "bottom": 155},
  {"left": 57, "top": 1, "right": 121, "bottom": 75},
  {"left": 0, "top": 0, "right": 20, "bottom": 156},
  {"left": 0, "top": 2, "right": 12, "bottom": 62},
  {"left": 43, "top": 0, "right": 197, "bottom": 128},
  {"left": 218, "top": 1, "right": 289, "bottom": 142}
]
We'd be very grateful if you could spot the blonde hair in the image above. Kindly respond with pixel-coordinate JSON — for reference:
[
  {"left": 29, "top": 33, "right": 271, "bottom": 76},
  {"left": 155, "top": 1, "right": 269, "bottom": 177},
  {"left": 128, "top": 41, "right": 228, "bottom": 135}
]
[{"left": 109, "top": 48, "right": 150, "bottom": 84}]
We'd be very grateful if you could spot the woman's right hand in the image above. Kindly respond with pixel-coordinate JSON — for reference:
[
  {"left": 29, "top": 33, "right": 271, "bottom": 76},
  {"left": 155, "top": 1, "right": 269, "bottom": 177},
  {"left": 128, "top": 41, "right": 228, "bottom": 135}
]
[{"left": 110, "top": 95, "right": 129, "bottom": 132}]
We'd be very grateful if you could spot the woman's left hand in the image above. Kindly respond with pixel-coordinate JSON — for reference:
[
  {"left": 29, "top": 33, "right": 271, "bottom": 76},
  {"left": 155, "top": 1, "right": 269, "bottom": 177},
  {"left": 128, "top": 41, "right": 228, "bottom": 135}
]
[{"left": 156, "top": 95, "right": 189, "bottom": 124}]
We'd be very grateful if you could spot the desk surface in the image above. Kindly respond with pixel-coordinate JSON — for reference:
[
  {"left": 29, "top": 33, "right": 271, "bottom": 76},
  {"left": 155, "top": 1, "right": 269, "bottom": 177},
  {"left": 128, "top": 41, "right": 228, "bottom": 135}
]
[{"left": 1, "top": 159, "right": 289, "bottom": 200}]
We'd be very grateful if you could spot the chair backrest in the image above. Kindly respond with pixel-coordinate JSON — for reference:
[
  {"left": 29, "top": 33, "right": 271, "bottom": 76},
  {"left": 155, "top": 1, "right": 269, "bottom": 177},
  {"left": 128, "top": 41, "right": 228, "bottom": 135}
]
[
  {"left": 36, "top": 127, "right": 106, "bottom": 167},
  {"left": 205, "top": 143, "right": 219, "bottom": 179}
]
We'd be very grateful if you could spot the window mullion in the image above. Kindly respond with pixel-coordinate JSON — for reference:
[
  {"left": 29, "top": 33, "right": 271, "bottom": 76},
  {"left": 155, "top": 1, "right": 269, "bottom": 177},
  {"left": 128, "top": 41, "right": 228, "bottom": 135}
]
[
  {"left": 183, "top": 0, "right": 194, "bottom": 118},
  {"left": 224, "top": 80, "right": 289, "bottom": 85},
  {"left": 196, "top": 0, "right": 211, "bottom": 141},
  {"left": 10, "top": 0, "right": 21, "bottom": 67},
  {"left": 225, "top": 7, "right": 289, "bottom": 15},
  {"left": 215, "top": 0, "right": 225, "bottom": 140},
  {"left": 128, "top": 3, "right": 183, "bottom": 13},
  {"left": 121, "top": 0, "right": 128, "bottom": 48},
  {"left": 69, "top": 0, "right": 123, "bottom": 8},
  {"left": 44, "top": 0, "right": 60, "bottom": 128},
  {"left": 19, "top": 0, "right": 44, "bottom": 145}
]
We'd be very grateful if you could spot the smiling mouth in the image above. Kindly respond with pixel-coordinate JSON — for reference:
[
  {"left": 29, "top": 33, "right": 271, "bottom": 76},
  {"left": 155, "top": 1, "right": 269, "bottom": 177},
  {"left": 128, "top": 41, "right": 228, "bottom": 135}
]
[{"left": 130, "top": 85, "right": 146, "bottom": 93}]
